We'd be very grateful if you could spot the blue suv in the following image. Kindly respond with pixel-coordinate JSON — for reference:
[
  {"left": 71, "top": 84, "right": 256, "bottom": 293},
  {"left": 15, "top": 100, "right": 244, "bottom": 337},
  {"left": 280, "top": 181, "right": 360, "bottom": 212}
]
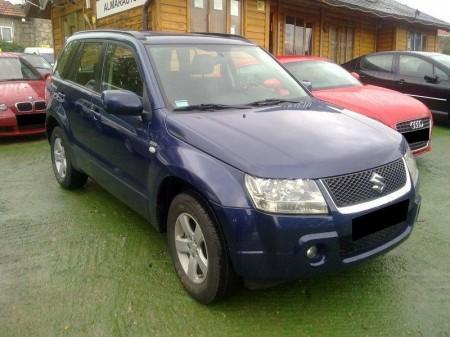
[{"left": 46, "top": 30, "right": 421, "bottom": 303}]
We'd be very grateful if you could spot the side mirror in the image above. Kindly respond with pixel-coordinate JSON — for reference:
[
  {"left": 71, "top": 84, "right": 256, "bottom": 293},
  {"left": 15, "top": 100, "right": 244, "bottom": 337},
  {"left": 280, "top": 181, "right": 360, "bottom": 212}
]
[
  {"left": 424, "top": 75, "right": 439, "bottom": 84},
  {"left": 300, "top": 80, "right": 313, "bottom": 92},
  {"left": 351, "top": 72, "right": 360, "bottom": 80},
  {"left": 101, "top": 90, "right": 143, "bottom": 116}
]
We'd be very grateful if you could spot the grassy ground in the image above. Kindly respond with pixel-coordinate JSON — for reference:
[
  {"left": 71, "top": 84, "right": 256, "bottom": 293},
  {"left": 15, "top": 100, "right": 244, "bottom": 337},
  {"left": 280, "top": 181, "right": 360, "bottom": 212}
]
[{"left": 0, "top": 126, "right": 449, "bottom": 337}]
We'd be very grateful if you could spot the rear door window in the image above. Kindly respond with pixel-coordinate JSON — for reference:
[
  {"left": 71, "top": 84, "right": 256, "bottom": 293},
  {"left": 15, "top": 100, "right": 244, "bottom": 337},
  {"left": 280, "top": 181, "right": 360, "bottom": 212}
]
[
  {"left": 101, "top": 43, "right": 143, "bottom": 97},
  {"left": 361, "top": 54, "right": 394, "bottom": 73},
  {"left": 71, "top": 42, "right": 104, "bottom": 92}
]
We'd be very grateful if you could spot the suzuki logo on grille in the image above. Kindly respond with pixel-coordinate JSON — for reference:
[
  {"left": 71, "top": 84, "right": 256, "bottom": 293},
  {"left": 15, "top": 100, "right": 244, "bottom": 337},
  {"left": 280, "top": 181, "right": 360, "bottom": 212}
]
[
  {"left": 370, "top": 173, "right": 386, "bottom": 194},
  {"left": 410, "top": 120, "right": 424, "bottom": 129}
]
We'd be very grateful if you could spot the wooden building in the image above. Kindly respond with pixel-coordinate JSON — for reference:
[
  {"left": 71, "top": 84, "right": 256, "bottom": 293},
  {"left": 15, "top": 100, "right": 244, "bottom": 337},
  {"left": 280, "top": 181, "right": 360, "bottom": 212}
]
[{"left": 35, "top": 0, "right": 450, "bottom": 63}]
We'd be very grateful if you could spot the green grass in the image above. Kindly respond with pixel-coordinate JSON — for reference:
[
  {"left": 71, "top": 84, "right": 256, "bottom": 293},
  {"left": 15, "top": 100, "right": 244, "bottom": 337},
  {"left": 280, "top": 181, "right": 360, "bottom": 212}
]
[{"left": 0, "top": 127, "right": 449, "bottom": 337}]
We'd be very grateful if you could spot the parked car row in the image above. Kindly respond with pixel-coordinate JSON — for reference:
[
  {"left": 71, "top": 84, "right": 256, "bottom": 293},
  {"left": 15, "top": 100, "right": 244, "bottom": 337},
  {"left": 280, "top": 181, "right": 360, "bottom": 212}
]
[
  {"left": 278, "top": 56, "right": 433, "bottom": 155},
  {"left": 44, "top": 31, "right": 422, "bottom": 304},
  {"left": 0, "top": 52, "right": 50, "bottom": 137}
]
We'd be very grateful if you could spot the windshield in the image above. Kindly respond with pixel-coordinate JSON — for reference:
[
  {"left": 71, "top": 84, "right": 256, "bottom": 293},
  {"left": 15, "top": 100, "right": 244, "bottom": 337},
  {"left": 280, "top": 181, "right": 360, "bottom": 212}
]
[
  {"left": 0, "top": 58, "right": 41, "bottom": 81},
  {"left": 429, "top": 54, "right": 450, "bottom": 69},
  {"left": 22, "top": 54, "right": 52, "bottom": 69},
  {"left": 146, "top": 44, "right": 308, "bottom": 110},
  {"left": 284, "top": 60, "right": 361, "bottom": 90}
]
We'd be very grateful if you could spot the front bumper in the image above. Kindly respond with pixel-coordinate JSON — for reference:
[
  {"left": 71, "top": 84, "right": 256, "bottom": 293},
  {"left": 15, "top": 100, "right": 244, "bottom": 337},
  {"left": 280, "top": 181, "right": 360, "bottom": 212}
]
[
  {"left": 0, "top": 109, "right": 46, "bottom": 137},
  {"left": 212, "top": 184, "right": 421, "bottom": 281}
]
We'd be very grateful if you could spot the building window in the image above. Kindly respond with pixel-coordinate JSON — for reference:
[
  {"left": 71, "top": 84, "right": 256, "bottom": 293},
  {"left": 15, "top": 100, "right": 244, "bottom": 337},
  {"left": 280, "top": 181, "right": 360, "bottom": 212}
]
[
  {"left": 0, "top": 26, "right": 13, "bottom": 42},
  {"left": 284, "top": 16, "right": 313, "bottom": 55},
  {"left": 408, "top": 32, "right": 427, "bottom": 51},
  {"left": 329, "top": 25, "right": 353, "bottom": 64},
  {"left": 190, "top": 0, "right": 242, "bottom": 35}
]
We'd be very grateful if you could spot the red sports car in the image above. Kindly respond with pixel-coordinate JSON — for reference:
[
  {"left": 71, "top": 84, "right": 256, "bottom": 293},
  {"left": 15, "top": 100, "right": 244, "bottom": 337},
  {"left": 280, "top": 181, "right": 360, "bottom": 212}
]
[
  {"left": 0, "top": 52, "right": 47, "bottom": 137},
  {"left": 278, "top": 56, "right": 432, "bottom": 155}
]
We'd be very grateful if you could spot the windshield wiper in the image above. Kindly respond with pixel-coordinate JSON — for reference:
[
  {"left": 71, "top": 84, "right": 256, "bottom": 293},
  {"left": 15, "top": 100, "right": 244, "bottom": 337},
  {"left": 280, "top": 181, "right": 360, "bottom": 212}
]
[
  {"left": 246, "top": 98, "right": 301, "bottom": 107},
  {"left": 173, "top": 103, "right": 251, "bottom": 111}
]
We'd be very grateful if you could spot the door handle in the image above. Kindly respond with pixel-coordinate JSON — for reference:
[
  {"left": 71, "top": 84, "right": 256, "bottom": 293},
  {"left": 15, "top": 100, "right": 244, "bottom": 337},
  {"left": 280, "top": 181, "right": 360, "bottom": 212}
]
[
  {"left": 91, "top": 107, "right": 101, "bottom": 121},
  {"left": 396, "top": 79, "right": 406, "bottom": 85}
]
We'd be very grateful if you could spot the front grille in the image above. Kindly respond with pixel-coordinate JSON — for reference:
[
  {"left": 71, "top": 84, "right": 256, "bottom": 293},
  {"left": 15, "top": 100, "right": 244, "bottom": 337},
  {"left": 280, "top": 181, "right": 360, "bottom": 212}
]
[
  {"left": 396, "top": 118, "right": 431, "bottom": 133},
  {"left": 16, "top": 113, "right": 45, "bottom": 129},
  {"left": 16, "top": 102, "right": 33, "bottom": 112},
  {"left": 34, "top": 101, "right": 46, "bottom": 111},
  {"left": 323, "top": 159, "right": 407, "bottom": 208},
  {"left": 397, "top": 118, "right": 431, "bottom": 151}
]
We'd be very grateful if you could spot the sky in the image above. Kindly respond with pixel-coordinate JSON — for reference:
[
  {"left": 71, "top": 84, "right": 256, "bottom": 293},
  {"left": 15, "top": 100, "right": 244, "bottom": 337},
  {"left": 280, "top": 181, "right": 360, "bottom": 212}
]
[
  {"left": 397, "top": 0, "right": 450, "bottom": 24},
  {"left": 5, "top": 0, "right": 450, "bottom": 24}
]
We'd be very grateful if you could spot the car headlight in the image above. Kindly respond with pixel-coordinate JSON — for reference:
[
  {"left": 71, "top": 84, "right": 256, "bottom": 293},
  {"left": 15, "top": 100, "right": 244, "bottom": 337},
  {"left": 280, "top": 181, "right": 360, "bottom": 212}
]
[
  {"left": 0, "top": 103, "right": 7, "bottom": 111},
  {"left": 244, "top": 174, "right": 328, "bottom": 214},
  {"left": 404, "top": 148, "right": 419, "bottom": 185}
]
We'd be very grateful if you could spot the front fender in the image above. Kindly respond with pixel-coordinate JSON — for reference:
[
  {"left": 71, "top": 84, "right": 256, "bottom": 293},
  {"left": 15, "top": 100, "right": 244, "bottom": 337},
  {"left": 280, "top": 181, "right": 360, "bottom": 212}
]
[{"left": 147, "top": 135, "right": 252, "bottom": 226}]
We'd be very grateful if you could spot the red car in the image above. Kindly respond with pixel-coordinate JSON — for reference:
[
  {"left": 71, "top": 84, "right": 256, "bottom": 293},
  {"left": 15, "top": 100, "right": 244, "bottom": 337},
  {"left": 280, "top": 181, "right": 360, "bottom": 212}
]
[
  {"left": 278, "top": 56, "right": 432, "bottom": 155},
  {"left": 0, "top": 52, "right": 47, "bottom": 137}
]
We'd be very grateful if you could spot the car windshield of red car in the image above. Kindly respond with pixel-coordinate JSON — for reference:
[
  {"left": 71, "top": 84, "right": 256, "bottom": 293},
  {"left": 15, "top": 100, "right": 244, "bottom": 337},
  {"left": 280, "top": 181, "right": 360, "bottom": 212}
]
[
  {"left": 0, "top": 57, "right": 41, "bottom": 81},
  {"left": 284, "top": 60, "right": 362, "bottom": 90}
]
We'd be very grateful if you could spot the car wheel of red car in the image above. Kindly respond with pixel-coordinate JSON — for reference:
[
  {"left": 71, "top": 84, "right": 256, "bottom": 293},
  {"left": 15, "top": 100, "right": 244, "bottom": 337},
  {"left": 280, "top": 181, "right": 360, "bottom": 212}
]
[
  {"left": 50, "top": 127, "right": 88, "bottom": 189},
  {"left": 167, "top": 192, "right": 236, "bottom": 304}
]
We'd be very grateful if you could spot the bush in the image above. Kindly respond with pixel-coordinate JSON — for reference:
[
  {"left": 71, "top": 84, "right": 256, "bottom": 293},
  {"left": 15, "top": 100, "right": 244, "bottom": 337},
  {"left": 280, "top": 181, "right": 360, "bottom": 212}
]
[{"left": 0, "top": 41, "right": 24, "bottom": 52}]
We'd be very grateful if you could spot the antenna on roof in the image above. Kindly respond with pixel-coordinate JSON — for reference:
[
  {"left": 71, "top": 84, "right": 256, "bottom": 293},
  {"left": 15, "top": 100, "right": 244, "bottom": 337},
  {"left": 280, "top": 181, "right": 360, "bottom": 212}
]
[{"left": 415, "top": 9, "right": 421, "bottom": 18}]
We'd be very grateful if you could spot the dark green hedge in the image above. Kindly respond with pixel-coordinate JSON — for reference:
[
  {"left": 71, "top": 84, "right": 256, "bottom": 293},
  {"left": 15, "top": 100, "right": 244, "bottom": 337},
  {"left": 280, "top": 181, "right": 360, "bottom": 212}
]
[{"left": 0, "top": 41, "right": 24, "bottom": 52}]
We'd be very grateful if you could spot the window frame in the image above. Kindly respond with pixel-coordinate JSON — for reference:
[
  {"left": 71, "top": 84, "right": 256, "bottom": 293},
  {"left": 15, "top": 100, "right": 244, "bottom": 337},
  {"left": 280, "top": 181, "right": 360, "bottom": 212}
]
[
  {"left": 397, "top": 54, "right": 434, "bottom": 78},
  {"left": 0, "top": 26, "right": 13, "bottom": 42},
  {"left": 101, "top": 41, "right": 146, "bottom": 98},
  {"left": 65, "top": 40, "right": 106, "bottom": 94},
  {"left": 188, "top": 0, "right": 243, "bottom": 35},
  {"left": 360, "top": 53, "right": 394, "bottom": 73},
  {"left": 328, "top": 24, "right": 354, "bottom": 64},
  {"left": 283, "top": 15, "right": 314, "bottom": 56},
  {"left": 407, "top": 32, "right": 427, "bottom": 51}
]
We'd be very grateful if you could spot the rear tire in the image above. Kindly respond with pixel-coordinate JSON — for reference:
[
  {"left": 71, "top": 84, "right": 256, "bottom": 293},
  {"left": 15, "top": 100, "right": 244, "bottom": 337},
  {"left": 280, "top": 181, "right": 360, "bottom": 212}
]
[
  {"left": 167, "top": 192, "right": 236, "bottom": 304},
  {"left": 50, "top": 126, "right": 88, "bottom": 189}
]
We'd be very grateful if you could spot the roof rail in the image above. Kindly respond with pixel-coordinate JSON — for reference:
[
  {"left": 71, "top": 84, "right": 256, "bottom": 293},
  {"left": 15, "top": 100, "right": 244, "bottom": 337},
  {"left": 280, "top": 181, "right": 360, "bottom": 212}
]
[
  {"left": 191, "top": 32, "right": 252, "bottom": 43},
  {"left": 74, "top": 29, "right": 147, "bottom": 39}
]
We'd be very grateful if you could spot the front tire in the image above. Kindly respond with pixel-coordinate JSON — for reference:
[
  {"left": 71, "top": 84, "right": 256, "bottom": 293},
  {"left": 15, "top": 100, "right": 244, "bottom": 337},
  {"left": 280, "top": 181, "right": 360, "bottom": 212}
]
[
  {"left": 50, "top": 127, "right": 88, "bottom": 189},
  {"left": 167, "top": 192, "right": 235, "bottom": 304}
]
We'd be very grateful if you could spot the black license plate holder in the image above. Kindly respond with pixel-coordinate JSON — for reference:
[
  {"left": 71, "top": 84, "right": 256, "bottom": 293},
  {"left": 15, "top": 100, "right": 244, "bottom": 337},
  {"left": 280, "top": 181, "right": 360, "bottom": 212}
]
[{"left": 352, "top": 200, "right": 409, "bottom": 240}]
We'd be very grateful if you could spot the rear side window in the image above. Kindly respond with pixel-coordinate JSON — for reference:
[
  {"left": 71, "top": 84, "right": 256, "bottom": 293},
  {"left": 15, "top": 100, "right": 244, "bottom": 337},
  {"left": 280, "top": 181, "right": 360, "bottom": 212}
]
[
  {"left": 54, "top": 41, "right": 78, "bottom": 79},
  {"left": 361, "top": 54, "right": 393, "bottom": 72},
  {"left": 71, "top": 42, "right": 103, "bottom": 92},
  {"left": 102, "top": 44, "right": 143, "bottom": 96}
]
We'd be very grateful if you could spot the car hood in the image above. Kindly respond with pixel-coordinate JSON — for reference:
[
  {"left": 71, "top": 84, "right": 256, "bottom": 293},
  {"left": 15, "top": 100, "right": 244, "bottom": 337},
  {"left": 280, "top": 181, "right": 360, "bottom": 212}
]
[
  {"left": 313, "top": 85, "right": 431, "bottom": 128},
  {"left": 165, "top": 99, "right": 405, "bottom": 179},
  {"left": 0, "top": 80, "right": 45, "bottom": 107}
]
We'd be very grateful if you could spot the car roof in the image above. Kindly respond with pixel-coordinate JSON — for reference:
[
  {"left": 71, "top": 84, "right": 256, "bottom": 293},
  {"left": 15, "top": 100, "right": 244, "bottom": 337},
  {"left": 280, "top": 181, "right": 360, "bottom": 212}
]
[
  {"left": 71, "top": 29, "right": 255, "bottom": 46},
  {"left": 278, "top": 55, "right": 329, "bottom": 63}
]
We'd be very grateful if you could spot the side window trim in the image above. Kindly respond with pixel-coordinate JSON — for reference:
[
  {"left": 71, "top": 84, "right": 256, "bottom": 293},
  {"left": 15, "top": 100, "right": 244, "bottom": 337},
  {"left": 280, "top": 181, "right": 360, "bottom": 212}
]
[
  {"left": 65, "top": 40, "right": 105, "bottom": 95},
  {"left": 101, "top": 40, "right": 146, "bottom": 97}
]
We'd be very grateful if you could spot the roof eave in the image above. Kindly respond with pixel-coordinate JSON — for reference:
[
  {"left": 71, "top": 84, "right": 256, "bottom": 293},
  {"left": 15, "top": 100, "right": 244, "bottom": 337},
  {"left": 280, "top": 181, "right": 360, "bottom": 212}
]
[{"left": 320, "top": 0, "right": 450, "bottom": 31}]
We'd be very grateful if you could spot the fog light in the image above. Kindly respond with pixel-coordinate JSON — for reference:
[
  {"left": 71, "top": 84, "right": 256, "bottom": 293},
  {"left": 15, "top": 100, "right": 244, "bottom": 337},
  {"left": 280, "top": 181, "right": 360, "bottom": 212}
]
[{"left": 306, "top": 245, "right": 318, "bottom": 259}]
